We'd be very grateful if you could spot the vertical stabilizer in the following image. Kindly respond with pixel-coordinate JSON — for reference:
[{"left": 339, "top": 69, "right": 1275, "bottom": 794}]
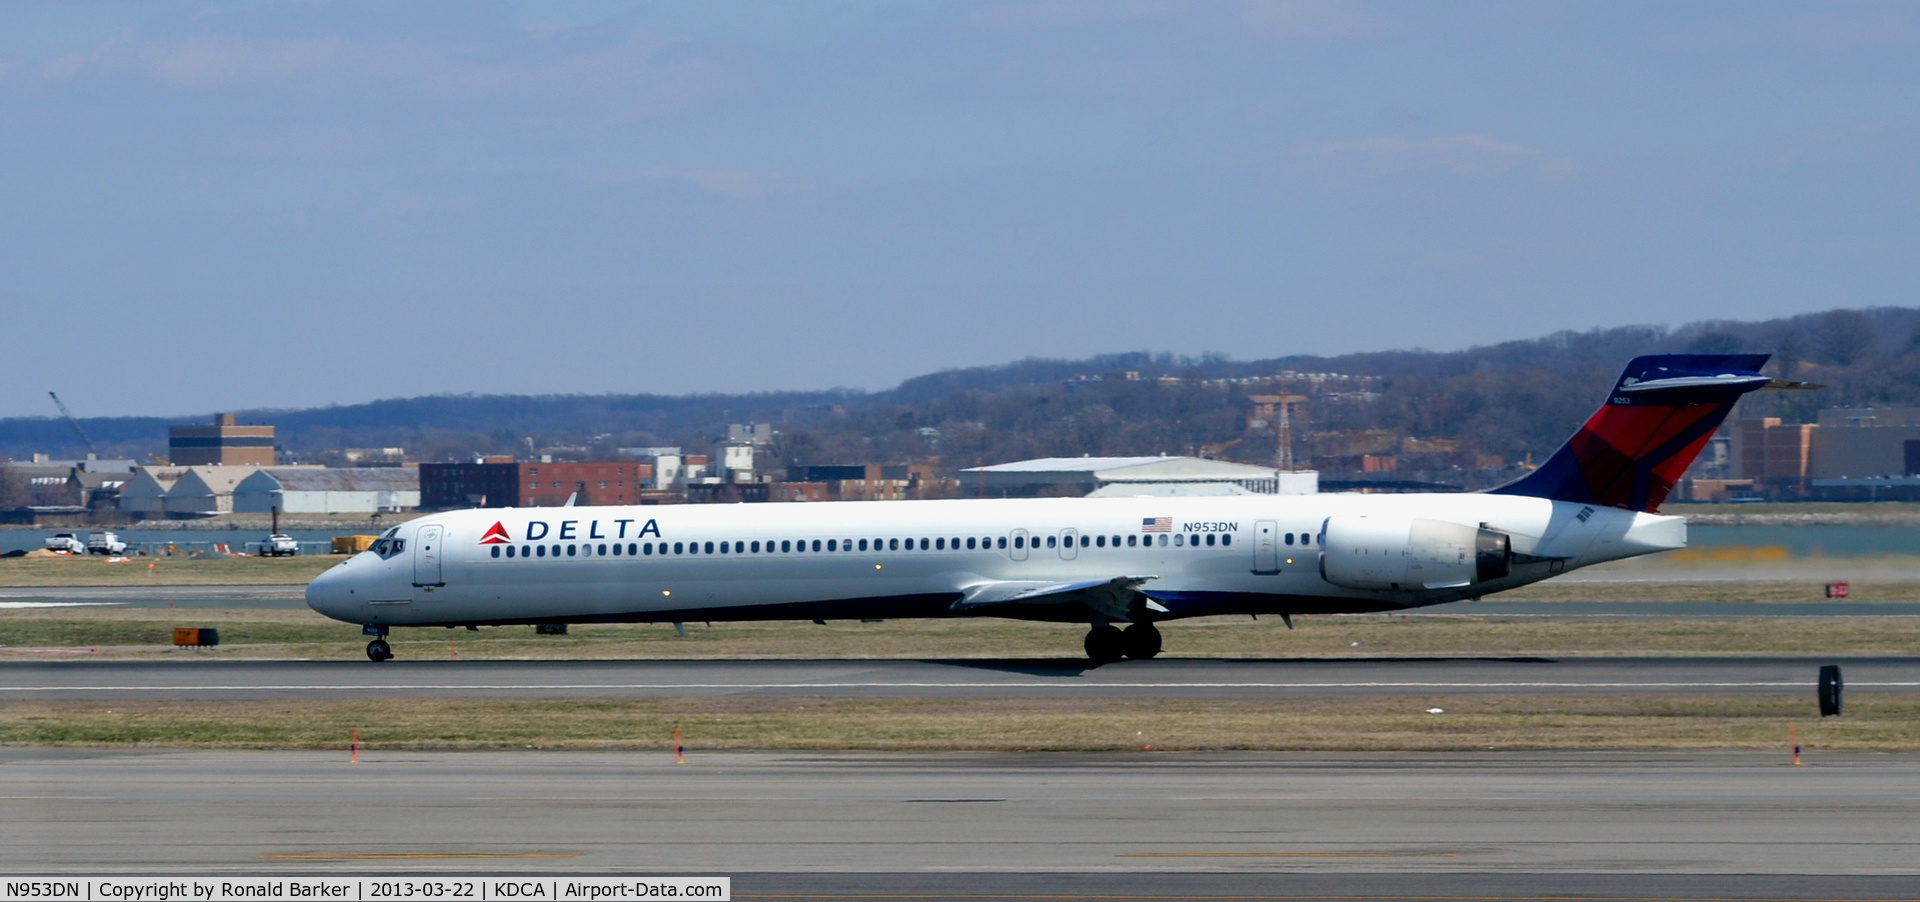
[{"left": 1489, "top": 354, "right": 1772, "bottom": 513}]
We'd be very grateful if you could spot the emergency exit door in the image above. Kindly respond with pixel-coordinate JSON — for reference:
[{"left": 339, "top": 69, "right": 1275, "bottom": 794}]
[
  {"left": 413, "top": 524, "right": 444, "bottom": 587},
  {"left": 1253, "top": 520, "right": 1279, "bottom": 574}
]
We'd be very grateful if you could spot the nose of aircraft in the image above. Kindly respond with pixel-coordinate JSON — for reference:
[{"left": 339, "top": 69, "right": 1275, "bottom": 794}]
[{"left": 305, "top": 561, "right": 361, "bottom": 623}]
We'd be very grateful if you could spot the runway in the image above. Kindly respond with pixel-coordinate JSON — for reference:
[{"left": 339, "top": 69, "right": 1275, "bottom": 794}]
[
  {"left": 2, "top": 748, "right": 1916, "bottom": 896},
  {"left": 11, "top": 584, "right": 1920, "bottom": 615},
  {"left": 1, "top": 656, "right": 1912, "bottom": 699}
]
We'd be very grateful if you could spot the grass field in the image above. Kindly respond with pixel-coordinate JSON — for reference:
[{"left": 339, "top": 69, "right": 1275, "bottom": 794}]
[
  {"left": 1, "top": 694, "right": 1905, "bottom": 751},
  {"left": 0, "top": 554, "right": 338, "bottom": 586},
  {"left": 5, "top": 603, "right": 1920, "bottom": 660}
]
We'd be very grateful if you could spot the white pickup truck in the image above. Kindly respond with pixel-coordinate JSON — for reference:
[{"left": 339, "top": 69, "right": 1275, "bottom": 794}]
[
  {"left": 259, "top": 533, "right": 300, "bottom": 557},
  {"left": 42, "top": 533, "right": 86, "bottom": 554},
  {"left": 86, "top": 531, "right": 128, "bottom": 555}
]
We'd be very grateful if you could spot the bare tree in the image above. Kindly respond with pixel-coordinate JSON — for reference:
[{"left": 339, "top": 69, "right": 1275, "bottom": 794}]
[{"left": 1817, "top": 309, "right": 1876, "bottom": 366}]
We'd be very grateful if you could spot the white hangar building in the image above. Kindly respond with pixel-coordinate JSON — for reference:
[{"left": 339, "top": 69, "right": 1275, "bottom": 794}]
[
  {"left": 961, "top": 456, "right": 1317, "bottom": 498},
  {"left": 234, "top": 467, "right": 421, "bottom": 514}
]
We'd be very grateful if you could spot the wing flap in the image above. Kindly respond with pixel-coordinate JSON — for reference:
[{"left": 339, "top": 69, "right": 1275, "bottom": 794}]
[{"left": 952, "top": 575, "right": 1160, "bottom": 621}]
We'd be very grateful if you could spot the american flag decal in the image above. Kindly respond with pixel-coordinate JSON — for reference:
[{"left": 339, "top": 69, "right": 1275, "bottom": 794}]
[{"left": 1142, "top": 517, "right": 1171, "bottom": 533}]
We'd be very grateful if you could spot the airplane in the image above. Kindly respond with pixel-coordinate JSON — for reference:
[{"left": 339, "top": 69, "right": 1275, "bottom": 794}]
[{"left": 306, "top": 354, "right": 1806, "bottom": 662}]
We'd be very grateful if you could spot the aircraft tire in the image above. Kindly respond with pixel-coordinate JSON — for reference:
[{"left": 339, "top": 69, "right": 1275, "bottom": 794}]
[
  {"left": 367, "top": 638, "right": 393, "bottom": 662},
  {"left": 1084, "top": 626, "right": 1125, "bottom": 664},
  {"left": 1819, "top": 664, "right": 1843, "bottom": 716},
  {"left": 1122, "top": 623, "right": 1162, "bottom": 659}
]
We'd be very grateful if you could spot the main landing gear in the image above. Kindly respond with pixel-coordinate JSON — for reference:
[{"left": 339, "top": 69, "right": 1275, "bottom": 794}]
[
  {"left": 364, "top": 625, "right": 393, "bottom": 662},
  {"left": 1084, "top": 622, "right": 1161, "bottom": 664}
]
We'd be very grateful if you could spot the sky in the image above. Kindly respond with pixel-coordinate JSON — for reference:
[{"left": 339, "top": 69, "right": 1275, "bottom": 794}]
[{"left": 2, "top": 1, "right": 1916, "bottom": 418}]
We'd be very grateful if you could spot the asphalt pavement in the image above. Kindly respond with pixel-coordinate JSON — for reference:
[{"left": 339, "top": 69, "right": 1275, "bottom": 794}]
[
  {"left": 2, "top": 748, "right": 1916, "bottom": 892},
  {"left": 0, "top": 656, "right": 1911, "bottom": 699}
]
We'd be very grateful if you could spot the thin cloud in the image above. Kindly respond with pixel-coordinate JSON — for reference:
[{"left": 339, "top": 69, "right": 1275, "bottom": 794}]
[
  {"left": 1303, "top": 133, "right": 1577, "bottom": 178},
  {"left": 636, "top": 168, "right": 763, "bottom": 198},
  {"left": 1240, "top": 0, "right": 1393, "bottom": 38}
]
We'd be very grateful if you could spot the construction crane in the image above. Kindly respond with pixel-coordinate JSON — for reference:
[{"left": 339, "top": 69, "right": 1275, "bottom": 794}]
[{"left": 47, "top": 391, "right": 100, "bottom": 458}]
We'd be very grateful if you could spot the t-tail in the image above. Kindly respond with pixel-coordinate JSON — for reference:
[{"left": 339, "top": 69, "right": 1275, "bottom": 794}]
[{"left": 1490, "top": 354, "right": 1780, "bottom": 513}]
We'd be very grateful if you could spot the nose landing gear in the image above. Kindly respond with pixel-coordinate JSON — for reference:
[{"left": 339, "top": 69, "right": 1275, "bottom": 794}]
[{"left": 362, "top": 624, "right": 393, "bottom": 662}]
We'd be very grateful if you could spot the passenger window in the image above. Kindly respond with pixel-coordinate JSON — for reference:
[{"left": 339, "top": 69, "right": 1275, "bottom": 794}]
[
  {"left": 812, "top": 540, "right": 822, "bottom": 552},
  {"left": 1158, "top": 535, "right": 1168, "bottom": 546},
  {"left": 629, "top": 543, "right": 637, "bottom": 555},
  {"left": 781, "top": 540, "right": 791, "bottom": 553},
  {"left": 508, "top": 546, "right": 518, "bottom": 558},
  {"left": 719, "top": 542, "right": 728, "bottom": 554},
  {"left": 858, "top": 539, "right": 868, "bottom": 551},
  {"left": 1127, "top": 535, "right": 1137, "bottom": 547},
  {"left": 566, "top": 544, "right": 575, "bottom": 556},
  {"left": 1285, "top": 533, "right": 1294, "bottom": 546},
  {"left": 704, "top": 542, "right": 714, "bottom": 554},
  {"left": 612, "top": 544, "right": 621, "bottom": 556},
  {"left": 1080, "top": 535, "right": 1089, "bottom": 548},
  {"left": 998, "top": 537, "right": 1007, "bottom": 549},
  {"left": 595, "top": 543, "right": 604, "bottom": 555},
  {"left": 674, "top": 542, "right": 684, "bottom": 554},
  {"left": 1174, "top": 535, "right": 1184, "bottom": 546},
  {"left": 919, "top": 538, "right": 929, "bottom": 550},
  {"left": 537, "top": 545, "right": 546, "bottom": 557},
  {"left": 1204, "top": 534, "right": 1214, "bottom": 546},
  {"left": 751, "top": 541, "right": 761, "bottom": 553},
  {"left": 828, "top": 539, "right": 837, "bottom": 552},
  {"left": 643, "top": 543, "right": 652, "bottom": 555},
  {"left": 950, "top": 537, "right": 960, "bottom": 549},
  {"left": 491, "top": 546, "right": 500, "bottom": 558},
  {"left": 1047, "top": 536, "right": 1057, "bottom": 548},
  {"left": 935, "top": 538, "right": 945, "bottom": 550},
  {"left": 1095, "top": 535, "right": 1105, "bottom": 548},
  {"left": 1303, "top": 533, "right": 1313, "bottom": 545},
  {"left": 1013, "top": 536, "right": 1023, "bottom": 549},
  {"left": 966, "top": 537, "right": 976, "bottom": 550},
  {"left": 1221, "top": 535, "right": 1230, "bottom": 546},
  {"left": 889, "top": 538, "right": 899, "bottom": 550}
]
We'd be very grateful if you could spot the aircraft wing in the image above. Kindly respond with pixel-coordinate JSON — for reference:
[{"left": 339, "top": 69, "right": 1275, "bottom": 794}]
[{"left": 951, "top": 575, "right": 1163, "bottom": 622}]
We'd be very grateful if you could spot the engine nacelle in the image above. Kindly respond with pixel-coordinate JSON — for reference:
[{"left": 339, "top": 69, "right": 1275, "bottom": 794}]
[{"left": 1320, "top": 516, "right": 1511, "bottom": 592}]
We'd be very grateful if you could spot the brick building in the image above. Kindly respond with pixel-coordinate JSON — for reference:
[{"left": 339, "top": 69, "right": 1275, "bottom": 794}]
[
  {"left": 169, "top": 413, "right": 275, "bottom": 466},
  {"left": 420, "top": 460, "right": 653, "bottom": 509}
]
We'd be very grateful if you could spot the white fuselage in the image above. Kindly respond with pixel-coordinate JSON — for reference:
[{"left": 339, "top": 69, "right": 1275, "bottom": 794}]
[{"left": 305, "top": 492, "right": 1685, "bottom": 629}]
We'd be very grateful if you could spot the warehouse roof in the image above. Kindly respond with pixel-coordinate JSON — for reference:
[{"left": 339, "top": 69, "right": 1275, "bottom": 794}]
[
  {"left": 244, "top": 468, "right": 420, "bottom": 492},
  {"left": 961, "top": 456, "right": 1279, "bottom": 481}
]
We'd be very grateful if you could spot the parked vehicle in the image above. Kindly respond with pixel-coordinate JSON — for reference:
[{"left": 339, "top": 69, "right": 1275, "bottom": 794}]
[
  {"left": 86, "top": 531, "right": 128, "bottom": 555},
  {"left": 42, "top": 533, "right": 86, "bottom": 554},
  {"left": 260, "top": 533, "right": 300, "bottom": 557}
]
